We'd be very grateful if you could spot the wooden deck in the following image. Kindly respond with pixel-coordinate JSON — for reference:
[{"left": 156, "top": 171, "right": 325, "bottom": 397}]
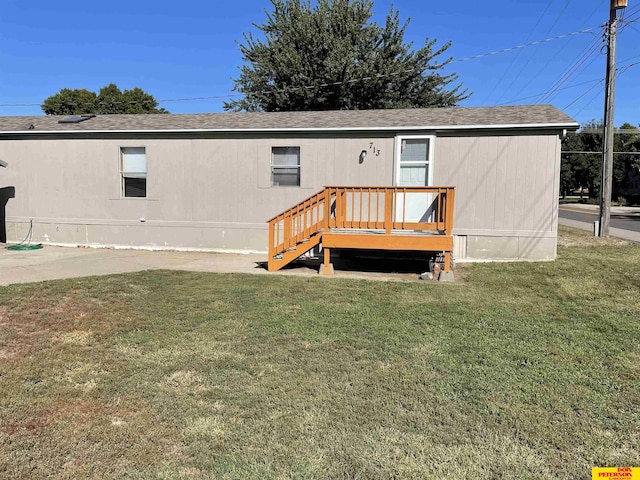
[{"left": 267, "top": 186, "right": 455, "bottom": 274}]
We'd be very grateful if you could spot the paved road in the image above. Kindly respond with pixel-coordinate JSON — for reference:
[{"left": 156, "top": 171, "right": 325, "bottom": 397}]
[{"left": 559, "top": 206, "right": 640, "bottom": 233}]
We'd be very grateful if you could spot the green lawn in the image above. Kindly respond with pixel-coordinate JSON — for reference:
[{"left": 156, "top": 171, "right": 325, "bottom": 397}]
[{"left": 1, "top": 227, "right": 639, "bottom": 479}]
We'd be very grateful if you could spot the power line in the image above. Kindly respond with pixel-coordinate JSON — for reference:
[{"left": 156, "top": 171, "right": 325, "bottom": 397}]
[
  {"left": 618, "top": 7, "right": 640, "bottom": 34},
  {"left": 563, "top": 79, "right": 605, "bottom": 110},
  {"left": 0, "top": 94, "right": 241, "bottom": 109},
  {"left": 619, "top": 60, "right": 640, "bottom": 72},
  {"left": 563, "top": 60, "right": 640, "bottom": 116},
  {"left": 159, "top": 94, "right": 241, "bottom": 103},
  {"left": 493, "top": 0, "right": 578, "bottom": 105},
  {"left": 504, "top": 0, "right": 608, "bottom": 103},
  {"left": 22, "top": 93, "right": 251, "bottom": 108},
  {"left": 619, "top": 3, "right": 640, "bottom": 23},
  {"left": 578, "top": 130, "right": 640, "bottom": 134},
  {"left": 619, "top": 52, "right": 640, "bottom": 63},
  {"left": 480, "top": 0, "right": 554, "bottom": 103},
  {"left": 535, "top": 34, "right": 604, "bottom": 104},
  {"left": 450, "top": 27, "right": 598, "bottom": 63},
  {"left": 618, "top": 4, "right": 640, "bottom": 34},
  {"left": 543, "top": 50, "right": 602, "bottom": 104},
  {"left": 0, "top": 25, "right": 605, "bottom": 111},
  {"left": 562, "top": 151, "right": 640, "bottom": 154},
  {"left": 535, "top": 30, "right": 604, "bottom": 101},
  {"left": 623, "top": 10, "right": 640, "bottom": 24},
  {"left": 542, "top": 0, "right": 576, "bottom": 37},
  {"left": 622, "top": 22, "right": 640, "bottom": 34},
  {"left": 567, "top": 85, "right": 604, "bottom": 117},
  {"left": 496, "top": 77, "right": 603, "bottom": 106}
]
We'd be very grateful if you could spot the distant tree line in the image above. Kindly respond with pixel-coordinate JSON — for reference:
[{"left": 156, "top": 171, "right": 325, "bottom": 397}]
[
  {"left": 561, "top": 121, "right": 640, "bottom": 204},
  {"left": 42, "top": 84, "right": 168, "bottom": 115}
]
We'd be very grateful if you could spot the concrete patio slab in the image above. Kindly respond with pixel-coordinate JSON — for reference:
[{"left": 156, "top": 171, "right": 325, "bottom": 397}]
[{"left": 0, "top": 245, "right": 423, "bottom": 286}]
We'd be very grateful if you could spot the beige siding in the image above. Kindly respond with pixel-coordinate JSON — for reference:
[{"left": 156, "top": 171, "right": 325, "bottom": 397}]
[
  {"left": 434, "top": 132, "right": 560, "bottom": 238},
  {"left": 1, "top": 135, "right": 395, "bottom": 251},
  {"left": 1, "top": 130, "right": 561, "bottom": 259}
]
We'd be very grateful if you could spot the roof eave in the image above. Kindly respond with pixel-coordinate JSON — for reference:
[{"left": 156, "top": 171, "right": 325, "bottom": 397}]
[{"left": 0, "top": 121, "right": 580, "bottom": 136}]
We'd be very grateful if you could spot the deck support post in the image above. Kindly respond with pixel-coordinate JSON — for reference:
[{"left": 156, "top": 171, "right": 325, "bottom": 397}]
[
  {"left": 444, "top": 251, "right": 451, "bottom": 273},
  {"left": 319, "top": 246, "right": 334, "bottom": 275}
]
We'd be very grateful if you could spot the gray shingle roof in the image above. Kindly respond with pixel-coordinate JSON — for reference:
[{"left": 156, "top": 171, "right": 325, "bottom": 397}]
[{"left": 0, "top": 105, "right": 577, "bottom": 134}]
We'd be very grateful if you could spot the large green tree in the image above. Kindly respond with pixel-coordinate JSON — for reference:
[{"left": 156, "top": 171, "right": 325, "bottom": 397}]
[
  {"left": 615, "top": 123, "right": 640, "bottom": 196},
  {"left": 561, "top": 121, "right": 640, "bottom": 201},
  {"left": 224, "top": 0, "right": 468, "bottom": 112},
  {"left": 42, "top": 84, "right": 168, "bottom": 115}
]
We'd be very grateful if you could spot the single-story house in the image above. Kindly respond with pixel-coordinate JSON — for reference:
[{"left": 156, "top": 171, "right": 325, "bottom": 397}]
[{"left": 0, "top": 105, "right": 578, "bottom": 263}]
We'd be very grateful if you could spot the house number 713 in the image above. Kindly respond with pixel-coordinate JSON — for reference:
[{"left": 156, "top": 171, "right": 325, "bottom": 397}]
[{"left": 368, "top": 143, "right": 380, "bottom": 156}]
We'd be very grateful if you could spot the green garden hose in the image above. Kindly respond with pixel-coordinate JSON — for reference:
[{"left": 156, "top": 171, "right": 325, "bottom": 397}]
[{"left": 5, "top": 220, "right": 43, "bottom": 251}]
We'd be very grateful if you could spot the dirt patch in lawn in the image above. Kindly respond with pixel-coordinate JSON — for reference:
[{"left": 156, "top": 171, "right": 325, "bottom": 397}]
[
  {"left": 0, "top": 294, "right": 122, "bottom": 361},
  {"left": 0, "top": 399, "right": 105, "bottom": 436},
  {"left": 0, "top": 395, "right": 149, "bottom": 437}
]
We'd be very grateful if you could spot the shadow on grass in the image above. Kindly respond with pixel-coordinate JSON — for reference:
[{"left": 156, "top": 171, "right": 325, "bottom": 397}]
[{"left": 255, "top": 250, "right": 432, "bottom": 275}]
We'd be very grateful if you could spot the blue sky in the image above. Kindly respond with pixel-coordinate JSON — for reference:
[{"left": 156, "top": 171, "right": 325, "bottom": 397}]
[{"left": 1, "top": 0, "right": 639, "bottom": 126}]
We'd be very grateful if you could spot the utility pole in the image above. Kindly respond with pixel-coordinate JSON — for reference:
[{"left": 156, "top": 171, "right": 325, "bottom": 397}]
[{"left": 599, "top": 0, "right": 627, "bottom": 237}]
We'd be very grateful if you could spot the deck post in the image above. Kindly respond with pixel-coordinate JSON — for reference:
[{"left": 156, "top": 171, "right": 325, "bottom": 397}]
[
  {"left": 444, "top": 251, "right": 451, "bottom": 273},
  {"left": 444, "top": 188, "right": 455, "bottom": 273},
  {"left": 268, "top": 221, "right": 275, "bottom": 271},
  {"left": 283, "top": 212, "right": 291, "bottom": 249},
  {"left": 323, "top": 188, "right": 331, "bottom": 231},
  {"left": 319, "top": 246, "right": 334, "bottom": 275},
  {"left": 384, "top": 189, "right": 393, "bottom": 234},
  {"left": 338, "top": 190, "right": 347, "bottom": 227},
  {"left": 445, "top": 188, "right": 455, "bottom": 235}
]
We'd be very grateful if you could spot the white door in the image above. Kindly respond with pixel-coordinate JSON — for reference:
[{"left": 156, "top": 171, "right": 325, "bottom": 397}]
[{"left": 394, "top": 136, "right": 434, "bottom": 224}]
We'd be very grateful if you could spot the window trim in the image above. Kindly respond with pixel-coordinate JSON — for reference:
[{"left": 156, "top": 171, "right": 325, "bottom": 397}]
[
  {"left": 271, "top": 146, "right": 301, "bottom": 187},
  {"left": 393, "top": 135, "right": 435, "bottom": 187},
  {"left": 119, "top": 146, "right": 147, "bottom": 198}
]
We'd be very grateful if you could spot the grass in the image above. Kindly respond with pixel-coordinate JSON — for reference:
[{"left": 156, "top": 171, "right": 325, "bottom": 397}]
[{"left": 0, "top": 226, "right": 639, "bottom": 479}]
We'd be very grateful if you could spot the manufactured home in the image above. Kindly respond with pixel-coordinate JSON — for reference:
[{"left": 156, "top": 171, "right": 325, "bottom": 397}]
[{"left": 0, "top": 105, "right": 578, "bottom": 270}]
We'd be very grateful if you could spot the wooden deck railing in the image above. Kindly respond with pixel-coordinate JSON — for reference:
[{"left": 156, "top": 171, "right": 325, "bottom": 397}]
[
  {"left": 325, "top": 186, "right": 454, "bottom": 234},
  {"left": 267, "top": 186, "right": 455, "bottom": 273}
]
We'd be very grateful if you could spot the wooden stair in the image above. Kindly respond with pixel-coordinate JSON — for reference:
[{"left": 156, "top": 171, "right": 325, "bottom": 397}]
[{"left": 267, "top": 186, "right": 455, "bottom": 274}]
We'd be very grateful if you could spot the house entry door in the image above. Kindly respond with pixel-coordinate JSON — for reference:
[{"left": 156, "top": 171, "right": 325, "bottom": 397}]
[{"left": 394, "top": 136, "right": 434, "bottom": 224}]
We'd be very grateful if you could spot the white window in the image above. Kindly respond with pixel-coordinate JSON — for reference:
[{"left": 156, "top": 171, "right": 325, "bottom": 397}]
[
  {"left": 120, "top": 147, "right": 147, "bottom": 198},
  {"left": 271, "top": 147, "right": 300, "bottom": 186},
  {"left": 394, "top": 135, "right": 435, "bottom": 223},
  {"left": 397, "top": 137, "right": 432, "bottom": 187}
]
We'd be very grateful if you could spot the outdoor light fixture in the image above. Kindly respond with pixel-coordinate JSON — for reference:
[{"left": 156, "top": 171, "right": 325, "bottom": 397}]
[
  {"left": 359, "top": 150, "right": 367, "bottom": 164},
  {"left": 0, "top": 160, "right": 7, "bottom": 168},
  {"left": 612, "top": 0, "right": 627, "bottom": 8}
]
